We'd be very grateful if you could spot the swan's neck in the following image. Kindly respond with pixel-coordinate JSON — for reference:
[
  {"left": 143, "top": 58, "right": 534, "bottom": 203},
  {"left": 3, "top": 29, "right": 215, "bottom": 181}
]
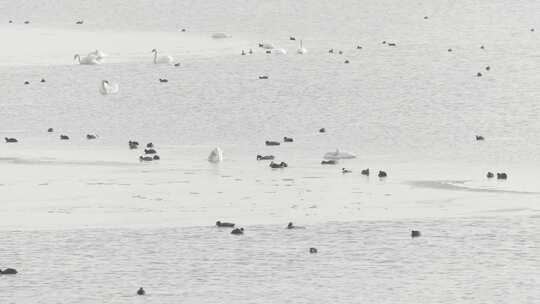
[
  {"left": 300, "top": 40, "right": 303, "bottom": 48},
  {"left": 153, "top": 51, "right": 157, "bottom": 64},
  {"left": 75, "top": 55, "right": 80, "bottom": 63},
  {"left": 101, "top": 81, "right": 107, "bottom": 89}
]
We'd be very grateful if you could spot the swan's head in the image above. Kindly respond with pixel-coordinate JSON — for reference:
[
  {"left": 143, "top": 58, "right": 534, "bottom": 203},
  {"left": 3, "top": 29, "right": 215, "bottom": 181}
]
[
  {"left": 102, "top": 80, "right": 109, "bottom": 84},
  {"left": 151, "top": 49, "right": 157, "bottom": 53},
  {"left": 73, "top": 54, "right": 79, "bottom": 60}
]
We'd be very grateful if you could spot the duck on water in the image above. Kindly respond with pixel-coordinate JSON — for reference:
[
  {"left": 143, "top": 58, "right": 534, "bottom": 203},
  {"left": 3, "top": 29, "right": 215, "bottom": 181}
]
[{"left": 216, "top": 221, "right": 235, "bottom": 227}]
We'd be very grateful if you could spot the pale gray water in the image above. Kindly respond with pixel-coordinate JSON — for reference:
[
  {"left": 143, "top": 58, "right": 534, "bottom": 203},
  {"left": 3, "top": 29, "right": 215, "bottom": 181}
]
[
  {"left": 1, "top": 0, "right": 540, "bottom": 302},
  {"left": 1, "top": 217, "right": 539, "bottom": 303}
]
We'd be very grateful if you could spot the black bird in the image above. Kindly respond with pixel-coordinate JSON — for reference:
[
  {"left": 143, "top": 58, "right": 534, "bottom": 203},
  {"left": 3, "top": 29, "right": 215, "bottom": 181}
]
[
  {"left": 378, "top": 170, "right": 387, "bottom": 178},
  {"left": 216, "top": 221, "right": 235, "bottom": 227},
  {"left": 129, "top": 141, "right": 139, "bottom": 149},
  {"left": 86, "top": 134, "right": 97, "bottom": 140},
  {"left": 342, "top": 168, "right": 352, "bottom": 174},
  {"left": 5, "top": 137, "right": 18, "bottom": 143},
  {"left": 47, "top": 128, "right": 54, "bottom": 132},
  {"left": 137, "top": 287, "right": 145, "bottom": 295},
  {"left": 60, "top": 135, "right": 69, "bottom": 140},
  {"left": 486, "top": 172, "right": 494, "bottom": 178},
  {"left": 309, "top": 247, "right": 318, "bottom": 254},
  {"left": 76, "top": 20, "right": 84, "bottom": 24},
  {"left": 319, "top": 128, "right": 326, "bottom": 133},
  {"left": 256, "top": 155, "right": 275, "bottom": 160},
  {"left": 159, "top": 78, "right": 168, "bottom": 83},
  {"left": 475, "top": 135, "right": 485, "bottom": 141},
  {"left": 361, "top": 168, "right": 370, "bottom": 176},
  {"left": 231, "top": 228, "right": 244, "bottom": 235},
  {"left": 40, "top": 78, "right": 46, "bottom": 83},
  {"left": 283, "top": 137, "right": 293, "bottom": 142},
  {"left": 144, "top": 148, "right": 157, "bottom": 154},
  {"left": 265, "top": 140, "right": 280, "bottom": 146},
  {"left": 146, "top": 143, "right": 154, "bottom": 148},
  {"left": 259, "top": 75, "right": 269, "bottom": 79},
  {"left": 1, "top": 268, "right": 18, "bottom": 274},
  {"left": 153, "top": 155, "right": 160, "bottom": 160},
  {"left": 139, "top": 156, "right": 153, "bottom": 162},
  {"left": 321, "top": 160, "right": 337, "bottom": 165},
  {"left": 411, "top": 230, "right": 421, "bottom": 238},
  {"left": 270, "top": 161, "right": 288, "bottom": 168},
  {"left": 497, "top": 173, "right": 508, "bottom": 180}
]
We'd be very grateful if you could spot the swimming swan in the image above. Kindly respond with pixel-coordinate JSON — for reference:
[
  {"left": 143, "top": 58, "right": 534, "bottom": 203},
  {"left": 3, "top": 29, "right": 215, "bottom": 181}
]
[
  {"left": 88, "top": 50, "right": 107, "bottom": 61},
  {"left": 297, "top": 40, "right": 307, "bottom": 54},
  {"left": 151, "top": 49, "right": 174, "bottom": 64},
  {"left": 99, "top": 80, "right": 119, "bottom": 95},
  {"left": 74, "top": 54, "right": 100, "bottom": 65}
]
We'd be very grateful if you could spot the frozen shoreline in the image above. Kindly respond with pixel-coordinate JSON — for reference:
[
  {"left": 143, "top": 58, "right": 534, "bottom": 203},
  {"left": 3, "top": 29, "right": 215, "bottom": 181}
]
[{"left": 1, "top": 144, "right": 539, "bottom": 231}]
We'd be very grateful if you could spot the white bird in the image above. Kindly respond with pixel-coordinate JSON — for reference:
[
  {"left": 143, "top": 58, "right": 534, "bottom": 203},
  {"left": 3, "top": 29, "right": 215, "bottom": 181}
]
[
  {"left": 99, "top": 80, "right": 119, "bottom": 95},
  {"left": 297, "top": 40, "right": 307, "bottom": 54},
  {"left": 74, "top": 54, "right": 100, "bottom": 65},
  {"left": 88, "top": 50, "right": 107, "bottom": 61},
  {"left": 208, "top": 147, "right": 223, "bottom": 163},
  {"left": 151, "top": 49, "right": 174, "bottom": 64}
]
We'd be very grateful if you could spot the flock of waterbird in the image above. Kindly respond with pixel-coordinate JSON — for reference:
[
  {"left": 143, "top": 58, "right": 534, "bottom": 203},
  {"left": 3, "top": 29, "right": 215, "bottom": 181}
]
[{"left": 3, "top": 15, "right": 518, "bottom": 294}]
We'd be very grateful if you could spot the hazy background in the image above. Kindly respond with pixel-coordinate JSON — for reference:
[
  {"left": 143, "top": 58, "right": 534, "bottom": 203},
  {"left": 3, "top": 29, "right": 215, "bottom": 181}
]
[{"left": 1, "top": 0, "right": 539, "bottom": 302}]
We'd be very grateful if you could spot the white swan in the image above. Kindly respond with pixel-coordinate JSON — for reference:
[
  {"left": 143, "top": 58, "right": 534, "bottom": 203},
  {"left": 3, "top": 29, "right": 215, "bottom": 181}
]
[
  {"left": 208, "top": 147, "right": 223, "bottom": 163},
  {"left": 74, "top": 54, "right": 100, "bottom": 65},
  {"left": 323, "top": 149, "right": 356, "bottom": 160},
  {"left": 99, "top": 80, "right": 119, "bottom": 95},
  {"left": 297, "top": 40, "right": 307, "bottom": 54},
  {"left": 88, "top": 50, "right": 107, "bottom": 61},
  {"left": 151, "top": 49, "right": 174, "bottom": 64}
]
